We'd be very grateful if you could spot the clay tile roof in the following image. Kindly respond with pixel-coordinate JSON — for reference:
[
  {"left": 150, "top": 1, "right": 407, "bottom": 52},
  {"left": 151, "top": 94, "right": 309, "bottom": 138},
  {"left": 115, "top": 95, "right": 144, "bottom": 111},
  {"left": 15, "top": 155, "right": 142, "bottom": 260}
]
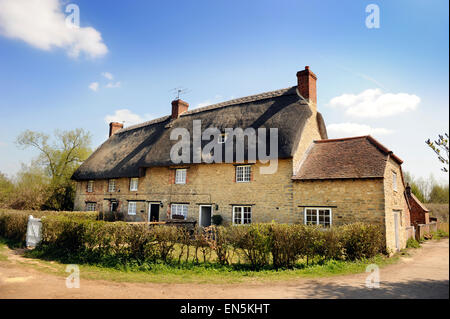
[
  {"left": 407, "top": 192, "right": 430, "bottom": 212},
  {"left": 293, "top": 135, "right": 403, "bottom": 180}
]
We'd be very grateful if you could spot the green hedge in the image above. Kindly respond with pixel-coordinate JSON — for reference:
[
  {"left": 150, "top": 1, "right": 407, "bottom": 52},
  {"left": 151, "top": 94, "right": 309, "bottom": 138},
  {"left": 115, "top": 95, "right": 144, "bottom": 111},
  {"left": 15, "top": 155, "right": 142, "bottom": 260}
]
[
  {"left": 38, "top": 218, "right": 386, "bottom": 269},
  {"left": 0, "top": 209, "right": 98, "bottom": 245},
  {"left": 0, "top": 210, "right": 387, "bottom": 269}
]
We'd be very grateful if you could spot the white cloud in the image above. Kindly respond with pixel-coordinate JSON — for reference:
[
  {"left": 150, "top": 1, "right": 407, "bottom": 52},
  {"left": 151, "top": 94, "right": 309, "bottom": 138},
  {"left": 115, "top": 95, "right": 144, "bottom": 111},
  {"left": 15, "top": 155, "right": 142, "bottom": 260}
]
[
  {"left": 104, "top": 109, "right": 153, "bottom": 126},
  {"left": 0, "top": 0, "right": 108, "bottom": 58},
  {"left": 105, "top": 81, "right": 121, "bottom": 88},
  {"left": 0, "top": 141, "right": 7, "bottom": 147},
  {"left": 89, "top": 82, "right": 99, "bottom": 92},
  {"left": 102, "top": 72, "right": 113, "bottom": 80},
  {"left": 328, "top": 88, "right": 420, "bottom": 118},
  {"left": 327, "top": 122, "right": 393, "bottom": 138}
]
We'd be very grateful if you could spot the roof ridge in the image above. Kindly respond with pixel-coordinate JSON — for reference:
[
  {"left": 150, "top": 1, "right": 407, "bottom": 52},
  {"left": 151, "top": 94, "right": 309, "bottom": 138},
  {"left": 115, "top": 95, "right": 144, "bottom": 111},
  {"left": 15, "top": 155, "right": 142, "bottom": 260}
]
[
  {"left": 116, "top": 86, "right": 299, "bottom": 134},
  {"left": 116, "top": 115, "right": 171, "bottom": 134},
  {"left": 182, "top": 86, "right": 298, "bottom": 116},
  {"left": 315, "top": 135, "right": 369, "bottom": 143}
]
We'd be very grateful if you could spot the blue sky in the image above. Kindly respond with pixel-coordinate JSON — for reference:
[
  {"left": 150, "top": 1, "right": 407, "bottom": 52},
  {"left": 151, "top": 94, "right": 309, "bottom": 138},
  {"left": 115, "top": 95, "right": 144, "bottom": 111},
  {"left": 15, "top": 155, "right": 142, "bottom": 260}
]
[{"left": 0, "top": 0, "right": 448, "bottom": 183}]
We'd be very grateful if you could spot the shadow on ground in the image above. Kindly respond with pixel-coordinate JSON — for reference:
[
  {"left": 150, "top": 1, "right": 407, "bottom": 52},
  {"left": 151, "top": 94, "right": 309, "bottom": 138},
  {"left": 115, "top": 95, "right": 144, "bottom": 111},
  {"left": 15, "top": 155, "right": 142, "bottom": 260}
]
[{"left": 294, "top": 279, "right": 449, "bottom": 299}]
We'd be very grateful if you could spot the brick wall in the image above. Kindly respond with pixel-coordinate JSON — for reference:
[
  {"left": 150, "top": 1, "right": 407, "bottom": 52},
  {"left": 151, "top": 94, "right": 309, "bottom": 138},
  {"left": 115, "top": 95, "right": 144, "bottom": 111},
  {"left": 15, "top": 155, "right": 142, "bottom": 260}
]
[{"left": 408, "top": 197, "right": 430, "bottom": 226}]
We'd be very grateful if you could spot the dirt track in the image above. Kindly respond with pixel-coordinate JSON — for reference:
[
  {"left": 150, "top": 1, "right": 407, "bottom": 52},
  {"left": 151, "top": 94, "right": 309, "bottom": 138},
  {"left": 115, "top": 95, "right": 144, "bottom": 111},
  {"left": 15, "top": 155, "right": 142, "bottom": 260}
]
[{"left": 0, "top": 239, "right": 448, "bottom": 299}]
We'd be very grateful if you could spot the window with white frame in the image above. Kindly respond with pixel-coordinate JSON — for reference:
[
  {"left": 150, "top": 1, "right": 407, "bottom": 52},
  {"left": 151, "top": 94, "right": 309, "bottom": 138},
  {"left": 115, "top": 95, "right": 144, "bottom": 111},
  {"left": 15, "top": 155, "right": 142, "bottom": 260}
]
[
  {"left": 130, "top": 178, "right": 139, "bottom": 191},
  {"left": 392, "top": 172, "right": 397, "bottom": 192},
  {"left": 305, "top": 208, "right": 332, "bottom": 227},
  {"left": 171, "top": 203, "right": 188, "bottom": 219},
  {"left": 128, "top": 201, "right": 137, "bottom": 215},
  {"left": 236, "top": 165, "right": 251, "bottom": 182},
  {"left": 86, "top": 202, "right": 96, "bottom": 211},
  {"left": 87, "top": 180, "right": 94, "bottom": 193},
  {"left": 218, "top": 133, "right": 228, "bottom": 144},
  {"left": 108, "top": 179, "right": 116, "bottom": 192},
  {"left": 175, "top": 169, "right": 187, "bottom": 184},
  {"left": 233, "top": 206, "right": 252, "bottom": 225}
]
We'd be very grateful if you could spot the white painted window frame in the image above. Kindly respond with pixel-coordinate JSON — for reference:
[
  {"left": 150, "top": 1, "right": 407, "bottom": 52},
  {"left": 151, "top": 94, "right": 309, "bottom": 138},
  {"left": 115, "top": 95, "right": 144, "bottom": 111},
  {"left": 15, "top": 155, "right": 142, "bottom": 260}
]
[
  {"left": 130, "top": 178, "right": 139, "bottom": 191},
  {"left": 108, "top": 179, "right": 116, "bottom": 192},
  {"left": 304, "top": 207, "right": 333, "bottom": 227},
  {"left": 128, "top": 201, "right": 137, "bottom": 215},
  {"left": 86, "top": 202, "right": 96, "bottom": 211},
  {"left": 171, "top": 203, "right": 188, "bottom": 219},
  {"left": 87, "top": 180, "right": 94, "bottom": 193},
  {"left": 232, "top": 206, "right": 252, "bottom": 225},
  {"left": 175, "top": 169, "right": 187, "bottom": 184},
  {"left": 236, "top": 165, "right": 251, "bottom": 183},
  {"left": 392, "top": 171, "right": 398, "bottom": 192}
]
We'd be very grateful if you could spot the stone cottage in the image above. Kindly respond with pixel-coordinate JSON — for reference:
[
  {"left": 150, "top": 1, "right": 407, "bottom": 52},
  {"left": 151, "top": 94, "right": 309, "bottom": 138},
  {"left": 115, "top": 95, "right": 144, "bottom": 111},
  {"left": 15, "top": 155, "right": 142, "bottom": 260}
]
[{"left": 72, "top": 66, "right": 411, "bottom": 252}]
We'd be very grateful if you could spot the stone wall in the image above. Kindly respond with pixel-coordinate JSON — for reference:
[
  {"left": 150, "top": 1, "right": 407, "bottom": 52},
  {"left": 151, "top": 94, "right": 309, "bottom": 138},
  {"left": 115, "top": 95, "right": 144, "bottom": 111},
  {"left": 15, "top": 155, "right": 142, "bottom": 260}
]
[
  {"left": 293, "top": 178, "right": 386, "bottom": 226},
  {"left": 74, "top": 159, "right": 297, "bottom": 225},
  {"left": 383, "top": 157, "right": 410, "bottom": 253},
  {"left": 292, "top": 105, "right": 321, "bottom": 175}
]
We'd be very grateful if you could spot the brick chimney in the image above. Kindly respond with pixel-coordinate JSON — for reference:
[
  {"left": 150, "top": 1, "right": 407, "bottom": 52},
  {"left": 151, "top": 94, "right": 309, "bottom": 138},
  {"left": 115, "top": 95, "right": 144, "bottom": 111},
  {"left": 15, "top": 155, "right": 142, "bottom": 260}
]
[
  {"left": 171, "top": 99, "right": 189, "bottom": 119},
  {"left": 405, "top": 183, "right": 411, "bottom": 196},
  {"left": 109, "top": 122, "right": 123, "bottom": 137},
  {"left": 296, "top": 66, "right": 317, "bottom": 107}
]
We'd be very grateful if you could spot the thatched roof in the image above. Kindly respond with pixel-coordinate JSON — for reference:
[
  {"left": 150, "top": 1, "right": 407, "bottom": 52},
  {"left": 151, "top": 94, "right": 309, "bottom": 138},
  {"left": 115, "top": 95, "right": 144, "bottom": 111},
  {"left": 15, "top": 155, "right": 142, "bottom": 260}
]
[
  {"left": 72, "top": 86, "right": 327, "bottom": 180},
  {"left": 293, "top": 136, "right": 403, "bottom": 180}
]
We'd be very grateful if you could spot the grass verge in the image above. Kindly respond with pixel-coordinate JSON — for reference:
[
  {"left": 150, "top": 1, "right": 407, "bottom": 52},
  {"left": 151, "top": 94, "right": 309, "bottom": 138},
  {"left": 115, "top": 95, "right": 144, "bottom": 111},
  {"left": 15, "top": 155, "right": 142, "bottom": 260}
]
[{"left": 14, "top": 249, "right": 401, "bottom": 285}]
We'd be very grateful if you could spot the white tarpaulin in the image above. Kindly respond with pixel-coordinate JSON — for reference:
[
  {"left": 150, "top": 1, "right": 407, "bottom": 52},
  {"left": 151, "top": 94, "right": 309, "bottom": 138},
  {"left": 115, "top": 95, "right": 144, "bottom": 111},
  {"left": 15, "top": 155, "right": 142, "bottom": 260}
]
[{"left": 26, "top": 215, "right": 42, "bottom": 247}]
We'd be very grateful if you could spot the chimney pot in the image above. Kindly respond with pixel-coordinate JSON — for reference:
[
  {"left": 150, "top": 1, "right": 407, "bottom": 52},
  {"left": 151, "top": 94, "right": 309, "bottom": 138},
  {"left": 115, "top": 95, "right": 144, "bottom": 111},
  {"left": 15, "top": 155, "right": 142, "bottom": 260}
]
[
  {"left": 109, "top": 122, "right": 123, "bottom": 137},
  {"left": 296, "top": 66, "right": 317, "bottom": 107},
  {"left": 171, "top": 99, "right": 189, "bottom": 119}
]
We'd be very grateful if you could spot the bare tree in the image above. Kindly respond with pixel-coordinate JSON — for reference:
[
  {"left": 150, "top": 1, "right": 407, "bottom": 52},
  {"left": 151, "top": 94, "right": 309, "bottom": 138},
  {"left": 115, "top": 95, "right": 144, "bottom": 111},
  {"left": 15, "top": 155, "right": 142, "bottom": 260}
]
[{"left": 426, "top": 133, "right": 449, "bottom": 172}]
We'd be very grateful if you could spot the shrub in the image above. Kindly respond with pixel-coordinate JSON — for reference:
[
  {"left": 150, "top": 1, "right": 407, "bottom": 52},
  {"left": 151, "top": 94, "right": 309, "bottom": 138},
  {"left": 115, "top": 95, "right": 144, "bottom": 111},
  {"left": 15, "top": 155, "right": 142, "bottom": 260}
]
[
  {"left": 431, "top": 229, "right": 449, "bottom": 240},
  {"left": 152, "top": 225, "right": 180, "bottom": 262},
  {"left": 315, "top": 227, "right": 344, "bottom": 261},
  {"left": 211, "top": 226, "right": 233, "bottom": 265},
  {"left": 228, "top": 224, "right": 272, "bottom": 268},
  {"left": 406, "top": 238, "right": 421, "bottom": 248},
  {"left": 269, "top": 223, "right": 303, "bottom": 268},
  {"left": 0, "top": 210, "right": 28, "bottom": 243},
  {"left": 211, "top": 215, "right": 223, "bottom": 226},
  {"left": 1, "top": 209, "right": 390, "bottom": 270},
  {"left": 339, "top": 223, "right": 385, "bottom": 260}
]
